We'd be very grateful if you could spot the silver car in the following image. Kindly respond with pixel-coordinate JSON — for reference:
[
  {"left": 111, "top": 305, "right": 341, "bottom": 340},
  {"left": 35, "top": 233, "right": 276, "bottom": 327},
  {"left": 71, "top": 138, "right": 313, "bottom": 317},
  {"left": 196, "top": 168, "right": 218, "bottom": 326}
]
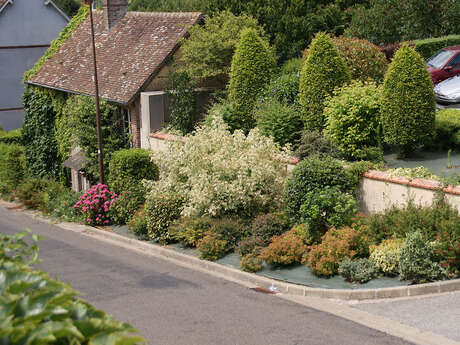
[{"left": 434, "top": 74, "right": 460, "bottom": 104}]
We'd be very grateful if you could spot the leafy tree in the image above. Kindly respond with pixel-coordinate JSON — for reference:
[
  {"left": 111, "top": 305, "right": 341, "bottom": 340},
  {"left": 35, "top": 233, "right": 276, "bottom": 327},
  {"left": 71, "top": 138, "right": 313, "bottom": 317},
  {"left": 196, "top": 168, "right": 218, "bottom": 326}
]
[
  {"left": 380, "top": 45, "right": 435, "bottom": 156},
  {"left": 129, "top": 0, "right": 208, "bottom": 12},
  {"left": 228, "top": 28, "right": 276, "bottom": 132},
  {"left": 179, "top": 11, "right": 264, "bottom": 85},
  {"left": 298, "top": 32, "right": 350, "bottom": 131},
  {"left": 53, "top": 0, "right": 80, "bottom": 17}
]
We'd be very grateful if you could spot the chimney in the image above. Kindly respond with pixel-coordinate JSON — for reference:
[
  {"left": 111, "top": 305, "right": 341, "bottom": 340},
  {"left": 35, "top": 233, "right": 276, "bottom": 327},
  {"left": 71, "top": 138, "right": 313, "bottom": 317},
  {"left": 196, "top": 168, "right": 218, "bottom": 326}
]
[{"left": 102, "top": 0, "right": 127, "bottom": 31}]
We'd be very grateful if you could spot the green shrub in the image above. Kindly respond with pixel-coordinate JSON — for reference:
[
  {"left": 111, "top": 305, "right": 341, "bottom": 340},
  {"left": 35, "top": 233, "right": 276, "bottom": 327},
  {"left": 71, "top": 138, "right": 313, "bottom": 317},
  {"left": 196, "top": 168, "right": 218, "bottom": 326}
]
[
  {"left": 307, "top": 225, "right": 372, "bottom": 277},
  {"left": 260, "top": 229, "right": 308, "bottom": 266},
  {"left": 169, "top": 216, "right": 212, "bottom": 247},
  {"left": 255, "top": 99, "right": 302, "bottom": 147},
  {"left": 206, "top": 99, "right": 242, "bottom": 133},
  {"left": 370, "top": 238, "right": 404, "bottom": 276},
  {"left": 0, "top": 128, "right": 22, "bottom": 145},
  {"left": 108, "top": 148, "right": 158, "bottom": 192},
  {"left": 280, "top": 58, "right": 302, "bottom": 76},
  {"left": 260, "top": 73, "right": 300, "bottom": 105},
  {"left": 0, "top": 233, "right": 145, "bottom": 345},
  {"left": 240, "top": 251, "right": 263, "bottom": 272},
  {"left": 0, "top": 143, "right": 25, "bottom": 197},
  {"left": 299, "top": 186, "right": 358, "bottom": 241},
  {"left": 166, "top": 71, "right": 197, "bottom": 135},
  {"left": 298, "top": 32, "right": 350, "bottom": 131},
  {"left": 250, "top": 212, "right": 290, "bottom": 246},
  {"left": 381, "top": 45, "right": 435, "bottom": 155},
  {"left": 197, "top": 232, "right": 228, "bottom": 261},
  {"left": 128, "top": 207, "right": 149, "bottom": 240},
  {"left": 48, "top": 189, "right": 84, "bottom": 223},
  {"left": 210, "top": 217, "right": 248, "bottom": 250},
  {"left": 295, "top": 130, "right": 340, "bottom": 160},
  {"left": 228, "top": 28, "right": 276, "bottom": 132},
  {"left": 284, "top": 155, "right": 354, "bottom": 223},
  {"left": 413, "top": 35, "right": 460, "bottom": 60},
  {"left": 387, "top": 166, "right": 438, "bottom": 181},
  {"left": 399, "top": 231, "right": 448, "bottom": 283},
  {"left": 426, "top": 109, "right": 460, "bottom": 151},
  {"left": 236, "top": 236, "right": 265, "bottom": 258},
  {"left": 15, "top": 178, "right": 50, "bottom": 209},
  {"left": 324, "top": 81, "right": 382, "bottom": 160},
  {"left": 144, "top": 191, "right": 185, "bottom": 243},
  {"left": 22, "top": 88, "right": 60, "bottom": 179},
  {"left": 148, "top": 115, "right": 290, "bottom": 219},
  {"left": 339, "top": 258, "right": 379, "bottom": 283},
  {"left": 109, "top": 184, "right": 146, "bottom": 225}
]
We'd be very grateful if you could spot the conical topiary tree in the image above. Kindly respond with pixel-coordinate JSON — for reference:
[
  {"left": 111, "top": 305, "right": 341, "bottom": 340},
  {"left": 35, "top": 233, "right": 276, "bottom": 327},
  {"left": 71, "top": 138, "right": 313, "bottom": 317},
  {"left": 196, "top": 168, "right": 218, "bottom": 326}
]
[
  {"left": 380, "top": 44, "right": 435, "bottom": 156},
  {"left": 228, "top": 28, "right": 276, "bottom": 132},
  {"left": 299, "top": 32, "right": 350, "bottom": 131}
]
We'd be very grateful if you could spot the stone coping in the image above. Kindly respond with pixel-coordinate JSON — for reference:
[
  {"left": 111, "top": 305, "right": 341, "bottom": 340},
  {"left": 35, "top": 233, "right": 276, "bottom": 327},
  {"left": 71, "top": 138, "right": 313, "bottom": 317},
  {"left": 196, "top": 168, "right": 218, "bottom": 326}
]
[
  {"left": 364, "top": 170, "right": 460, "bottom": 195},
  {"left": 3, "top": 199, "right": 456, "bottom": 302}
]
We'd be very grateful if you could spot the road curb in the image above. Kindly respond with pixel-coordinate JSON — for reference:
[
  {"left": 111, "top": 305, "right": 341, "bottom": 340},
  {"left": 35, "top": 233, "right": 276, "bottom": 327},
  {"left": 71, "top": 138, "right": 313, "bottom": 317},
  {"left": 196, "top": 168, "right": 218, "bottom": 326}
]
[{"left": 3, "top": 200, "right": 460, "bottom": 302}]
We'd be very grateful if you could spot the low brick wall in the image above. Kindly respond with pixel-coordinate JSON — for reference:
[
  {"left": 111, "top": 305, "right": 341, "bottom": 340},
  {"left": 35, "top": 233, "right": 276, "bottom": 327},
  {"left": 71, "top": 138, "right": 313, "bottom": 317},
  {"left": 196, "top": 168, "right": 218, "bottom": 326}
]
[{"left": 149, "top": 132, "right": 460, "bottom": 214}]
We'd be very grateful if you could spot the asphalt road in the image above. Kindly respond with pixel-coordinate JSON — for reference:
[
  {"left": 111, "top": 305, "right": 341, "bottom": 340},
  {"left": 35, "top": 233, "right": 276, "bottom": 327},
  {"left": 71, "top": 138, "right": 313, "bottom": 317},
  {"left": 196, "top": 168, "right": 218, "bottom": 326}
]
[{"left": 0, "top": 206, "right": 413, "bottom": 345}]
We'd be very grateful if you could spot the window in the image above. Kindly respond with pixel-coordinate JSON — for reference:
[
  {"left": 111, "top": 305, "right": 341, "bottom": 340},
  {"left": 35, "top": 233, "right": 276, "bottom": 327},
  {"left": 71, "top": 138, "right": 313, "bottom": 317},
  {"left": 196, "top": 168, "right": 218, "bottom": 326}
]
[
  {"left": 427, "top": 50, "right": 454, "bottom": 69},
  {"left": 448, "top": 53, "right": 460, "bottom": 69}
]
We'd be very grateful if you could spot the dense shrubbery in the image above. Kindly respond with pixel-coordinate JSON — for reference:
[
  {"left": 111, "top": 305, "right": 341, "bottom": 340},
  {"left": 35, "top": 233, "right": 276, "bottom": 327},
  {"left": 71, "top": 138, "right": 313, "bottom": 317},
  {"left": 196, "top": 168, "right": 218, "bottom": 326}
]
[
  {"left": 427, "top": 109, "right": 460, "bottom": 151},
  {"left": 260, "top": 73, "right": 300, "bottom": 105},
  {"left": 299, "top": 33, "right": 350, "bottom": 131},
  {"left": 228, "top": 28, "right": 276, "bottom": 132},
  {"left": 197, "top": 232, "right": 228, "bottom": 261},
  {"left": 370, "top": 238, "right": 404, "bottom": 276},
  {"left": 307, "top": 225, "right": 372, "bottom": 277},
  {"left": 260, "top": 229, "right": 308, "bottom": 266},
  {"left": 169, "top": 217, "right": 212, "bottom": 247},
  {"left": 381, "top": 45, "right": 435, "bottom": 156},
  {"left": 73, "top": 184, "right": 117, "bottom": 226},
  {"left": 413, "top": 35, "right": 460, "bottom": 60},
  {"left": 324, "top": 81, "right": 382, "bottom": 160},
  {"left": 255, "top": 99, "right": 302, "bottom": 147},
  {"left": 284, "top": 155, "right": 354, "bottom": 223},
  {"left": 279, "top": 58, "right": 302, "bottom": 76},
  {"left": 148, "top": 115, "right": 290, "bottom": 219},
  {"left": 0, "top": 128, "right": 22, "bottom": 145},
  {"left": 128, "top": 207, "right": 149, "bottom": 240},
  {"left": 109, "top": 185, "right": 146, "bottom": 225},
  {"left": 339, "top": 258, "right": 379, "bottom": 283},
  {"left": 0, "top": 143, "right": 25, "bottom": 197},
  {"left": 295, "top": 130, "right": 340, "bottom": 160},
  {"left": 108, "top": 149, "right": 158, "bottom": 192},
  {"left": 240, "top": 251, "right": 263, "bottom": 272},
  {"left": 250, "top": 212, "right": 290, "bottom": 246}
]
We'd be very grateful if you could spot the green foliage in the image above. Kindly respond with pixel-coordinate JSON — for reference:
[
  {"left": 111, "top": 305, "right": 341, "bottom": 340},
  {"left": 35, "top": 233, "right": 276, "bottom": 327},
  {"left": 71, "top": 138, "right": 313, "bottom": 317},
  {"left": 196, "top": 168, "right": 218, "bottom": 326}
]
[
  {"left": 228, "top": 28, "right": 276, "bottom": 132},
  {"left": 108, "top": 149, "right": 159, "bottom": 193},
  {"left": 260, "top": 73, "right": 300, "bottom": 105},
  {"left": 324, "top": 81, "right": 382, "bottom": 160},
  {"left": 399, "top": 231, "right": 448, "bottom": 283},
  {"left": 295, "top": 130, "right": 340, "bottom": 160},
  {"left": 307, "top": 224, "right": 372, "bottom": 277},
  {"left": 197, "top": 232, "right": 228, "bottom": 261},
  {"left": 299, "top": 33, "right": 350, "bottom": 131},
  {"left": 387, "top": 166, "right": 438, "bottom": 181},
  {"left": 206, "top": 99, "right": 241, "bottom": 133},
  {"left": 427, "top": 109, "right": 460, "bottom": 151},
  {"left": 284, "top": 155, "right": 354, "bottom": 224},
  {"left": 345, "top": 0, "right": 460, "bottom": 45},
  {"left": 280, "top": 58, "right": 302, "bottom": 76},
  {"left": 339, "top": 258, "right": 379, "bottom": 283},
  {"left": 166, "top": 71, "right": 197, "bottom": 135},
  {"left": 260, "top": 229, "right": 308, "bottom": 266},
  {"left": 0, "top": 233, "right": 145, "bottom": 345},
  {"left": 299, "top": 186, "right": 358, "bottom": 240},
  {"left": 381, "top": 45, "right": 435, "bottom": 155},
  {"left": 179, "top": 11, "right": 264, "bottom": 85},
  {"left": 370, "top": 238, "right": 404, "bottom": 276},
  {"left": 209, "top": 217, "right": 248, "bottom": 250},
  {"left": 64, "top": 95, "right": 129, "bottom": 182},
  {"left": 169, "top": 217, "right": 212, "bottom": 247},
  {"left": 22, "top": 88, "right": 60, "bottom": 179},
  {"left": 0, "top": 144, "right": 25, "bottom": 197},
  {"left": 240, "top": 252, "right": 263, "bottom": 272},
  {"left": 0, "top": 128, "right": 22, "bottom": 145},
  {"left": 128, "top": 207, "right": 149, "bottom": 240},
  {"left": 144, "top": 191, "right": 185, "bottom": 243},
  {"left": 109, "top": 185, "right": 147, "bottom": 225},
  {"left": 255, "top": 99, "right": 302, "bottom": 147},
  {"left": 23, "top": 6, "right": 89, "bottom": 82},
  {"left": 250, "top": 212, "right": 290, "bottom": 246},
  {"left": 207, "top": 0, "right": 356, "bottom": 63},
  {"left": 47, "top": 189, "right": 84, "bottom": 223},
  {"left": 53, "top": 0, "right": 81, "bottom": 17},
  {"left": 413, "top": 35, "right": 460, "bottom": 60},
  {"left": 236, "top": 236, "right": 264, "bottom": 258},
  {"left": 129, "top": 0, "right": 208, "bottom": 11},
  {"left": 0, "top": 230, "right": 41, "bottom": 265}
]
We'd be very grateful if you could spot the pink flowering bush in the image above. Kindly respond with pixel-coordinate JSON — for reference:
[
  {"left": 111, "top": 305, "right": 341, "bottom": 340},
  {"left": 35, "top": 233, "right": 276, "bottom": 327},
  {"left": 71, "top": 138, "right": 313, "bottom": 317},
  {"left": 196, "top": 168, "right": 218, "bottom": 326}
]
[{"left": 74, "top": 184, "right": 117, "bottom": 226}]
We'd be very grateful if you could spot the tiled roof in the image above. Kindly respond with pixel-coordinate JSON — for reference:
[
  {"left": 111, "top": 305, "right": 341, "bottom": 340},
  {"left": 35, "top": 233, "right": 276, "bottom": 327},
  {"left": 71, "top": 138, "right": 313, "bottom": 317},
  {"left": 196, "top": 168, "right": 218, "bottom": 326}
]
[{"left": 28, "top": 11, "right": 203, "bottom": 104}]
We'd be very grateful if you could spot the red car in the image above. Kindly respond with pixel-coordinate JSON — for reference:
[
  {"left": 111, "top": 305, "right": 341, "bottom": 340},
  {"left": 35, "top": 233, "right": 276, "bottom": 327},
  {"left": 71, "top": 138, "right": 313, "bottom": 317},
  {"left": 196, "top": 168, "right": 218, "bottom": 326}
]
[{"left": 426, "top": 46, "right": 460, "bottom": 84}]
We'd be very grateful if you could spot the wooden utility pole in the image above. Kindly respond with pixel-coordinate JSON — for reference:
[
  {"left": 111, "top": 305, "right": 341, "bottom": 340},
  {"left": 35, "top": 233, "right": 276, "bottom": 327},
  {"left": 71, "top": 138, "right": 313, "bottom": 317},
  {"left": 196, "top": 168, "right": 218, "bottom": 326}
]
[{"left": 89, "top": 0, "right": 104, "bottom": 184}]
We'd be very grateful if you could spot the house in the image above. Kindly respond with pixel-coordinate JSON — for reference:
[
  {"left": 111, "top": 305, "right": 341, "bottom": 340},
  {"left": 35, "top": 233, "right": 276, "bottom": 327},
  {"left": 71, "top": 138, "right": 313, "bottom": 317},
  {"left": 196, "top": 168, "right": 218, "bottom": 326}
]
[
  {"left": 0, "top": 0, "right": 69, "bottom": 131},
  {"left": 26, "top": 0, "right": 206, "bottom": 149}
]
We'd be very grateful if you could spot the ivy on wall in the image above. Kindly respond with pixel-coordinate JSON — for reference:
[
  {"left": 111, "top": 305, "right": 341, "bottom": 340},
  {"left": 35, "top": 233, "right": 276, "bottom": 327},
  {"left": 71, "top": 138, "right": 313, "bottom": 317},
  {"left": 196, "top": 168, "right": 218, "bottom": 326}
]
[{"left": 23, "top": 5, "right": 90, "bottom": 83}]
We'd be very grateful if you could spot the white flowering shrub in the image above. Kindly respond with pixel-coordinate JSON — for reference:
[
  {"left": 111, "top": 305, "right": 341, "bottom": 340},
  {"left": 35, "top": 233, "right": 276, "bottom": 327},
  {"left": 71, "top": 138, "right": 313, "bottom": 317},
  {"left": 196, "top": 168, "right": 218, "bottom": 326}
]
[{"left": 147, "top": 116, "right": 291, "bottom": 218}]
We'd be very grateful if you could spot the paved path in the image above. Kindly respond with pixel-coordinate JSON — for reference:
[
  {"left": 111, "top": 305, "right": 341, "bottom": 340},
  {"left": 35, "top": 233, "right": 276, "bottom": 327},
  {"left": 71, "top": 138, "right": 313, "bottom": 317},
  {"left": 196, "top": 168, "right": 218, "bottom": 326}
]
[{"left": 0, "top": 206, "right": 412, "bottom": 345}]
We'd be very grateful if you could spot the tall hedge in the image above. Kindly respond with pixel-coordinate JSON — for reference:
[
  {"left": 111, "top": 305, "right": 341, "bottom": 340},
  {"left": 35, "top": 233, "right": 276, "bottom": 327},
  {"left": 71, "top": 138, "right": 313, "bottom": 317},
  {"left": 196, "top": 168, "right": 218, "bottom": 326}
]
[
  {"left": 381, "top": 45, "right": 435, "bottom": 155},
  {"left": 299, "top": 33, "right": 350, "bottom": 131},
  {"left": 228, "top": 28, "right": 276, "bottom": 132},
  {"left": 0, "top": 143, "right": 25, "bottom": 196},
  {"left": 413, "top": 35, "right": 460, "bottom": 60},
  {"left": 22, "top": 88, "right": 60, "bottom": 179}
]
